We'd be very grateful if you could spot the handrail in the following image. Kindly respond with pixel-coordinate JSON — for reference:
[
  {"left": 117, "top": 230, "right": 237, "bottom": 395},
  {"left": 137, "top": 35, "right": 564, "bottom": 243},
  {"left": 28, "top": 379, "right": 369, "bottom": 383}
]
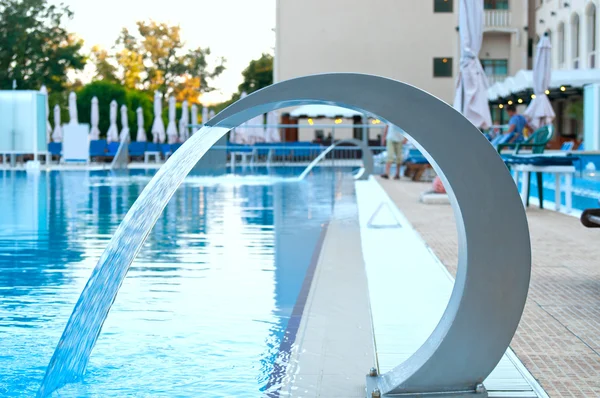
[{"left": 297, "top": 138, "right": 374, "bottom": 180}]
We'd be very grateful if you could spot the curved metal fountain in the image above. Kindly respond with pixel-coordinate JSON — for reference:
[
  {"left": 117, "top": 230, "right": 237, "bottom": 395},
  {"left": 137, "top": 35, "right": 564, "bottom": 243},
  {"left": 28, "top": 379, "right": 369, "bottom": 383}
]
[
  {"left": 38, "top": 73, "right": 531, "bottom": 398},
  {"left": 298, "top": 138, "right": 374, "bottom": 181}
]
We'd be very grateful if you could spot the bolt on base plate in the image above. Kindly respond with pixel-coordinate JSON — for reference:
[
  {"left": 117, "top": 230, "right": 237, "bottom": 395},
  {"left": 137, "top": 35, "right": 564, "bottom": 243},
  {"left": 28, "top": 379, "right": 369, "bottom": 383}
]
[{"left": 366, "top": 376, "right": 488, "bottom": 398}]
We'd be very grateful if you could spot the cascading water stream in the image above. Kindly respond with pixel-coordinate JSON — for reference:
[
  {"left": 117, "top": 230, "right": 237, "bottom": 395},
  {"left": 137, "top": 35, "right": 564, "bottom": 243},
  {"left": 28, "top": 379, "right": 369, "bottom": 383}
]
[{"left": 37, "top": 126, "right": 230, "bottom": 397}]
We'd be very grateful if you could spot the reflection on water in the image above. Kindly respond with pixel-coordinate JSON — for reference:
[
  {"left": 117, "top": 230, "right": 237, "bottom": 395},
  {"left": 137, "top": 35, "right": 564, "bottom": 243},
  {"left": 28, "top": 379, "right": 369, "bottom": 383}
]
[{"left": 0, "top": 167, "right": 348, "bottom": 397}]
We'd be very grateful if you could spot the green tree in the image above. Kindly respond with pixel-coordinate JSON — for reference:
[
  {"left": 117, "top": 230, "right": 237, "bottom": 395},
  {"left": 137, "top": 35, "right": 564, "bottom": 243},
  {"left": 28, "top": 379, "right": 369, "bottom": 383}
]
[
  {"left": 114, "top": 20, "right": 225, "bottom": 98},
  {"left": 77, "top": 81, "right": 128, "bottom": 137},
  {"left": 0, "top": 0, "right": 86, "bottom": 91},
  {"left": 210, "top": 53, "right": 273, "bottom": 114},
  {"left": 90, "top": 45, "right": 118, "bottom": 82},
  {"left": 126, "top": 89, "right": 153, "bottom": 141},
  {"left": 237, "top": 53, "right": 273, "bottom": 94}
]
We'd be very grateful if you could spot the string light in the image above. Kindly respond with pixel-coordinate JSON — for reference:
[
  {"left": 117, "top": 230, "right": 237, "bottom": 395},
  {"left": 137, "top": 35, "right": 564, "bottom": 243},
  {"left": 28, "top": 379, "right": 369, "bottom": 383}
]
[
  {"left": 560, "top": 86, "right": 566, "bottom": 92},
  {"left": 371, "top": 119, "right": 381, "bottom": 125},
  {"left": 499, "top": 104, "right": 504, "bottom": 109},
  {"left": 531, "top": 94, "right": 536, "bottom": 99},
  {"left": 545, "top": 89, "right": 550, "bottom": 95},
  {"left": 442, "top": 58, "right": 448, "bottom": 63},
  {"left": 307, "top": 118, "right": 314, "bottom": 125},
  {"left": 508, "top": 100, "right": 513, "bottom": 105},
  {"left": 518, "top": 98, "right": 523, "bottom": 104},
  {"left": 334, "top": 118, "right": 343, "bottom": 124}
]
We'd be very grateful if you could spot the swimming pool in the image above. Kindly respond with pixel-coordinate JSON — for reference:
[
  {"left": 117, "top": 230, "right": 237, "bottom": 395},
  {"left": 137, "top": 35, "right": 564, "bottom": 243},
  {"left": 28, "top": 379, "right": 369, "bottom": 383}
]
[{"left": 0, "top": 167, "right": 351, "bottom": 396}]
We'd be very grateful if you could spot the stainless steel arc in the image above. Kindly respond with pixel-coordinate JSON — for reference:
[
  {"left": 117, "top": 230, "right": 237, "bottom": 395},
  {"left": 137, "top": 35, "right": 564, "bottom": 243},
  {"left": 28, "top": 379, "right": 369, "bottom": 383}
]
[
  {"left": 39, "top": 73, "right": 530, "bottom": 398},
  {"left": 209, "top": 73, "right": 531, "bottom": 396}
]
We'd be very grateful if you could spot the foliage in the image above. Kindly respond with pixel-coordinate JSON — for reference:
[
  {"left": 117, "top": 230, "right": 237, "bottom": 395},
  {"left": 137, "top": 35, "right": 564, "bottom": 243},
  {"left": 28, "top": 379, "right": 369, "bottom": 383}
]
[
  {"left": 126, "top": 89, "right": 153, "bottom": 141},
  {"left": 566, "top": 101, "right": 583, "bottom": 121},
  {"left": 77, "top": 81, "right": 154, "bottom": 141},
  {"left": 238, "top": 53, "right": 273, "bottom": 94},
  {"left": 210, "top": 53, "right": 273, "bottom": 115},
  {"left": 76, "top": 81, "right": 128, "bottom": 136},
  {"left": 90, "top": 45, "right": 118, "bottom": 83},
  {"left": 115, "top": 48, "right": 144, "bottom": 90},
  {"left": 0, "top": 0, "right": 86, "bottom": 92},
  {"left": 112, "top": 20, "right": 226, "bottom": 100}
]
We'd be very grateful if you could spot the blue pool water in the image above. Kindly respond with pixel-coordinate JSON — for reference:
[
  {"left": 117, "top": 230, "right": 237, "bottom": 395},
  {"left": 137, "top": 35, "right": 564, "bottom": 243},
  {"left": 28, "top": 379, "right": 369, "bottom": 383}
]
[{"left": 0, "top": 167, "right": 347, "bottom": 397}]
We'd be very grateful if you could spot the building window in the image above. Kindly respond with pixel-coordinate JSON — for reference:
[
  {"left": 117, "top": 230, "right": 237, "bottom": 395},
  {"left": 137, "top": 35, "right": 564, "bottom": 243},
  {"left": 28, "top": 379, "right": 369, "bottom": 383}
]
[
  {"left": 484, "top": 0, "right": 509, "bottom": 10},
  {"left": 558, "top": 23, "right": 565, "bottom": 66},
  {"left": 434, "top": 0, "right": 453, "bottom": 13},
  {"left": 482, "top": 59, "right": 508, "bottom": 84},
  {"left": 586, "top": 3, "right": 597, "bottom": 67},
  {"left": 433, "top": 57, "right": 453, "bottom": 77},
  {"left": 572, "top": 13, "right": 580, "bottom": 68}
]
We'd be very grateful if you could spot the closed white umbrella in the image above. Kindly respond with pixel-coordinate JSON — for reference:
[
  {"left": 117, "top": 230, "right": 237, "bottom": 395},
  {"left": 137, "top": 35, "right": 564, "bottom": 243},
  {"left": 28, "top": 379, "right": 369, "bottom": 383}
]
[
  {"left": 120, "top": 104, "right": 130, "bottom": 141},
  {"left": 68, "top": 91, "right": 78, "bottom": 125},
  {"left": 40, "top": 86, "right": 51, "bottom": 142},
  {"left": 90, "top": 96, "right": 101, "bottom": 140},
  {"left": 202, "top": 106, "right": 209, "bottom": 125},
  {"left": 179, "top": 100, "right": 189, "bottom": 142},
  {"left": 265, "top": 111, "right": 281, "bottom": 143},
  {"left": 52, "top": 105, "right": 62, "bottom": 143},
  {"left": 166, "top": 96, "right": 179, "bottom": 144},
  {"left": 106, "top": 100, "right": 119, "bottom": 143},
  {"left": 151, "top": 91, "right": 166, "bottom": 143},
  {"left": 524, "top": 34, "right": 555, "bottom": 130},
  {"left": 136, "top": 107, "right": 147, "bottom": 142},
  {"left": 191, "top": 104, "right": 198, "bottom": 130},
  {"left": 453, "top": 0, "right": 492, "bottom": 129},
  {"left": 246, "top": 113, "right": 265, "bottom": 145}
]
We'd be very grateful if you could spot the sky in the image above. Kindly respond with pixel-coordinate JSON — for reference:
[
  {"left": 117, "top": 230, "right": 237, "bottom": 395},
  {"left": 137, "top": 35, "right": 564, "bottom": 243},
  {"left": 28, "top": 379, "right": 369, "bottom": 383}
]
[{"left": 58, "top": 0, "right": 276, "bottom": 104}]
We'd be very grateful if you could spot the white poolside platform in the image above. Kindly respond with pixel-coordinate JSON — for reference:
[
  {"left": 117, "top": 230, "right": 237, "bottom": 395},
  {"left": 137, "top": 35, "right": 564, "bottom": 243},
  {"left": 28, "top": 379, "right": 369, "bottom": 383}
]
[{"left": 356, "top": 178, "right": 549, "bottom": 398}]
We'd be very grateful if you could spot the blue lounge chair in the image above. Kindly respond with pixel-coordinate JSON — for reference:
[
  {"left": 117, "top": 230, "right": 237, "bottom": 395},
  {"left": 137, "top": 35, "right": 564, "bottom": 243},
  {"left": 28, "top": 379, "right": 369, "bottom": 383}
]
[
  {"left": 560, "top": 141, "right": 575, "bottom": 151},
  {"left": 89, "top": 140, "right": 107, "bottom": 160},
  {"left": 106, "top": 142, "right": 121, "bottom": 157},
  {"left": 161, "top": 143, "right": 173, "bottom": 158},
  {"left": 170, "top": 143, "right": 182, "bottom": 153},
  {"left": 128, "top": 142, "right": 147, "bottom": 158},
  {"left": 490, "top": 133, "right": 515, "bottom": 150},
  {"left": 48, "top": 142, "right": 62, "bottom": 156},
  {"left": 146, "top": 143, "right": 160, "bottom": 153}
]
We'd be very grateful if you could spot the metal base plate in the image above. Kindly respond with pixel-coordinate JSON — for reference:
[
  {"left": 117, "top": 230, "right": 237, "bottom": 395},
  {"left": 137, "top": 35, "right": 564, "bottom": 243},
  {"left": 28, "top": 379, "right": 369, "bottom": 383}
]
[{"left": 366, "top": 376, "right": 488, "bottom": 398}]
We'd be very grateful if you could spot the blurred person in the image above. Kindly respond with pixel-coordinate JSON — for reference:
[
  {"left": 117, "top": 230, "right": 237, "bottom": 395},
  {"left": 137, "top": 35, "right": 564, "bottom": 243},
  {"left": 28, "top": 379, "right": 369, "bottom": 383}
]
[
  {"left": 506, "top": 105, "right": 529, "bottom": 142},
  {"left": 381, "top": 123, "right": 405, "bottom": 180}
]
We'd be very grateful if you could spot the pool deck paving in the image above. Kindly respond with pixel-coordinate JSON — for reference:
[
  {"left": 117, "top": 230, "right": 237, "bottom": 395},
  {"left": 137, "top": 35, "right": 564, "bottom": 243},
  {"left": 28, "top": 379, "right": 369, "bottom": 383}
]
[
  {"left": 281, "top": 198, "right": 375, "bottom": 397},
  {"left": 378, "top": 177, "right": 600, "bottom": 398}
]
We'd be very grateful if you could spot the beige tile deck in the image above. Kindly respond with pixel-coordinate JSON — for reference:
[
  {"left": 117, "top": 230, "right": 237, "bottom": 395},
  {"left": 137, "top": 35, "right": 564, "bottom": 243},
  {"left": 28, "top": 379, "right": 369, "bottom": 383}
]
[
  {"left": 378, "top": 177, "right": 600, "bottom": 398},
  {"left": 281, "top": 203, "right": 375, "bottom": 398}
]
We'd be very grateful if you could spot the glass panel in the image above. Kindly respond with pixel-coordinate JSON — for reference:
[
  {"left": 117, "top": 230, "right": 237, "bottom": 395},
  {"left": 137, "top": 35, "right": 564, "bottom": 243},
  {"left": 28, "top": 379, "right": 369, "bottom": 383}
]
[
  {"left": 434, "top": 0, "right": 453, "bottom": 13},
  {"left": 484, "top": 0, "right": 509, "bottom": 10},
  {"left": 434, "top": 58, "right": 453, "bottom": 77}
]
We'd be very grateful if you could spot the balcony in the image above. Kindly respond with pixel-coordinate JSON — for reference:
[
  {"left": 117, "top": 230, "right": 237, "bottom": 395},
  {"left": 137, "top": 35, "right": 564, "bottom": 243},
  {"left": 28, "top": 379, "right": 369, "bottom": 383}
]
[{"left": 485, "top": 10, "right": 512, "bottom": 28}]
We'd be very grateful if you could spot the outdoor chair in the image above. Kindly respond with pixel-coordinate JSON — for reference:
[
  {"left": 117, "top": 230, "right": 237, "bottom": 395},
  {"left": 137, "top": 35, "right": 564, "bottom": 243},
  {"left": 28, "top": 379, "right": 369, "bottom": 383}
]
[
  {"left": 561, "top": 141, "right": 575, "bottom": 151},
  {"left": 89, "top": 140, "right": 108, "bottom": 161},
  {"left": 106, "top": 142, "right": 121, "bottom": 158},
  {"left": 497, "top": 125, "right": 554, "bottom": 155},
  {"left": 128, "top": 142, "right": 147, "bottom": 160},
  {"left": 144, "top": 143, "right": 161, "bottom": 163},
  {"left": 48, "top": 142, "right": 62, "bottom": 163}
]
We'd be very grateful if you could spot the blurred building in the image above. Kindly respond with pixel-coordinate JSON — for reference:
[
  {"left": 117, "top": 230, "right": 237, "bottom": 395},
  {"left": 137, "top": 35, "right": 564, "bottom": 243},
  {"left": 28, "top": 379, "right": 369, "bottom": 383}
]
[
  {"left": 275, "top": 0, "right": 532, "bottom": 105},
  {"left": 534, "top": 0, "right": 599, "bottom": 144}
]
